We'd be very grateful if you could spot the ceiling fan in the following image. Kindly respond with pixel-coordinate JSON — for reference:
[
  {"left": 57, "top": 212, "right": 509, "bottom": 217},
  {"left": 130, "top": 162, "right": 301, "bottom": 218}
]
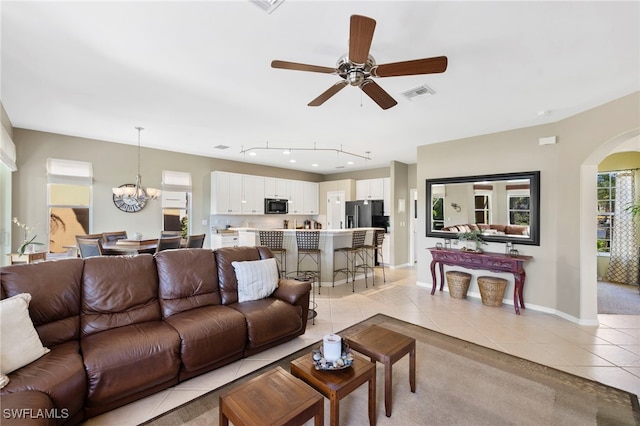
[{"left": 271, "top": 14, "right": 448, "bottom": 110}]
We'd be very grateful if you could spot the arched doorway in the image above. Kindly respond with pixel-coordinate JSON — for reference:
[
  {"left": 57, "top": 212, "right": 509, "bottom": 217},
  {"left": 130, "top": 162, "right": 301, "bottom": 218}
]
[{"left": 580, "top": 128, "right": 640, "bottom": 321}]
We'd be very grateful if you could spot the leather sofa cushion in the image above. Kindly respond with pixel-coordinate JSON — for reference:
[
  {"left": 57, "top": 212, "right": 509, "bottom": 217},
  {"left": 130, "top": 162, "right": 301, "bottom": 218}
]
[
  {"left": 81, "top": 321, "right": 180, "bottom": 408},
  {"left": 164, "top": 305, "right": 246, "bottom": 373},
  {"left": 215, "top": 246, "right": 273, "bottom": 305},
  {"left": 505, "top": 225, "right": 528, "bottom": 235},
  {"left": 0, "top": 391, "right": 56, "bottom": 426},
  {"left": 156, "top": 249, "right": 222, "bottom": 317},
  {"left": 0, "top": 341, "right": 86, "bottom": 423},
  {"left": 230, "top": 298, "right": 303, "bottom": 350},
  {"left": 81, "top": 255, "right": 161, "bottom": 337},
  {"left": 1, "top": 258, "right": 83, "bottom": 346}
]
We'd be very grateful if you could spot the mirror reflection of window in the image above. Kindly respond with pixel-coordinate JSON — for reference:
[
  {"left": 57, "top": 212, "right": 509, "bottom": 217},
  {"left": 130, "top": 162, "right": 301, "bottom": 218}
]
[
  {"left": 432, "top": 196, "right": 444, "bottom": 230},
  {"left": 474, "top": 194, "right": 491, "bottom": 224}
]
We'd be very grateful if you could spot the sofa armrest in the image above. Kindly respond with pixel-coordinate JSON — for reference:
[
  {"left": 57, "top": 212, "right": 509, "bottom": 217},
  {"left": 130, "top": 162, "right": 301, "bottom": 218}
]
[
  {"left": 0, "top": 391, "right": 57, "bottom": 425},
  {"left": 272, "top": 279, "right": 311, "bottom": 305}
]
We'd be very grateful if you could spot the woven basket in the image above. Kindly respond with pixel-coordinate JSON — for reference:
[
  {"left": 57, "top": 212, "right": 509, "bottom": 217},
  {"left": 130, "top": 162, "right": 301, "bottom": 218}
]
[
  {"left": 478, "top": 276, "right": 508, "bottom": 307},
  {"left": 445, "top": 271, "right": 471, "bottom": 299}
]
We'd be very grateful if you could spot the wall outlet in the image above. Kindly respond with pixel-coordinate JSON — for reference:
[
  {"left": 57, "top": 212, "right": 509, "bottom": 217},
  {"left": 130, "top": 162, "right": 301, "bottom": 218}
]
[{"left": 201, "top": 219, "right": 208, "bottom": 226}]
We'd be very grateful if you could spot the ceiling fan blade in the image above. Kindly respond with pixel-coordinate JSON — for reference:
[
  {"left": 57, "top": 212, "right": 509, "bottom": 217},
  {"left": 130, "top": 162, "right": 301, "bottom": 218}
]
[
  {"left": 308, "top": 81, "right": 348, "bottom": 107},
  {"left": 271, "top": 60, "right": 336, "bottom": 74},
  {"left": 360, "top": 80, "right": 397, "bottom": 110},
  {"left": 349, "top": 15, "right": 376, "bottom": 65},
  {"left": 373, "top": 56, "right": 448, "bottom": 77}
]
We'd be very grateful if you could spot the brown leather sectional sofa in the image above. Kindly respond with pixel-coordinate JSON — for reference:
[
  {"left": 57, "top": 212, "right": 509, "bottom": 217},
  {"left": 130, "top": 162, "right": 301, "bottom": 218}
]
[{"left": 0, "top": 246, "right": 311, "bottom": 425}]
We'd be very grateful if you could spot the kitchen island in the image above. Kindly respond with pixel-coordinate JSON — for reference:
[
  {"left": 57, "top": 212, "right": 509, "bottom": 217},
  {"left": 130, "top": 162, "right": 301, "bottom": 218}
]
[{"left": 235, "top": 228, "right": 385, "bottom": 287}]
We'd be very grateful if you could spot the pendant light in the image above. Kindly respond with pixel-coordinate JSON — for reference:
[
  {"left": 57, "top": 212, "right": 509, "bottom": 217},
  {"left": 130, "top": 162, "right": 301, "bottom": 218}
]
[{"left": 112, "top": 126, "right": 161, "bottom": 201}]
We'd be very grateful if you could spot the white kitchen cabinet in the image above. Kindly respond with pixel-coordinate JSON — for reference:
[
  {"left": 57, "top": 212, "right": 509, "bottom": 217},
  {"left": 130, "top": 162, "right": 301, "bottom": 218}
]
[
  {"left": 210, "top": 233, "right": 239, "bottom": 249},
  {"left": 288, "top": 180, "right": 305, "bottom": 214},
  {"left": 241, "top": 175, "right": 265, "bottom": 214},
  {"left": 356, "top": 178, "right": 384, "bottom": 200},
  {"left": 383, "top": 177, "right": 391, "bottom": 216},
  {"left": 303, "top": 182, "right": 319, "bottom": 214},
  {"left": 264, "top": 177, "right": 288, "bottom": 198},
  {"left": 211, "top": 171, "right": 242, "bottom": 214}
]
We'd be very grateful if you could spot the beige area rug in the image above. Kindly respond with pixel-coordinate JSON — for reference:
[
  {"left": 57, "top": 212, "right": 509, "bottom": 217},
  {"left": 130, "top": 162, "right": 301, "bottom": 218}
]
[{"left": 142, "top": 314, "right": 640, "bottom": 425}]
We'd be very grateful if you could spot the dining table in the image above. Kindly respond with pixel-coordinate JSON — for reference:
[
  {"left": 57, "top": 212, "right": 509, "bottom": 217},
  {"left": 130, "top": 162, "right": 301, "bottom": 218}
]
[{"left": 102, "top": 239, "right": 158, "bottom": 255}]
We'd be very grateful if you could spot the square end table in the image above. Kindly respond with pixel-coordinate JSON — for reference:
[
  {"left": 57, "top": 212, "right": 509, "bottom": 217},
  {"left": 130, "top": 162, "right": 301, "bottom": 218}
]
[
  {"left": 290, "top": 352, "right": 376, "bottom": 426},
  {"left": 219, "top": 366, "right": 323, "bottom": 426},
  {"left": 344, "top": 325, "right": 416, "bottom": 417}
]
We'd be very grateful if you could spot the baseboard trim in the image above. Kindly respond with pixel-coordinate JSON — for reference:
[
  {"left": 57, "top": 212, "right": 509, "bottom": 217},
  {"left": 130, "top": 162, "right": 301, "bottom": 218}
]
[{"left": 415, "top": 281, "right": 595, "bottom": 325}]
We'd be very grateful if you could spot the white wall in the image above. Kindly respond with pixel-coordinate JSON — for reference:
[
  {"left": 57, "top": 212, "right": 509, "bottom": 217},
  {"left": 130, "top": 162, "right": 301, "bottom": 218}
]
[{"left": 417, "top": 92, "right": 640, "bottom": 322}]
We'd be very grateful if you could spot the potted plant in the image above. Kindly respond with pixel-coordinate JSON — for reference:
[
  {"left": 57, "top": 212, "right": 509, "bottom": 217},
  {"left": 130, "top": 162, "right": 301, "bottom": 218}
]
[
  {"left": 12, "top": 217, "right": 44, "bottom": 256},
  {"left": 456, "top": 229, "right": 487, "bottom": 253}
]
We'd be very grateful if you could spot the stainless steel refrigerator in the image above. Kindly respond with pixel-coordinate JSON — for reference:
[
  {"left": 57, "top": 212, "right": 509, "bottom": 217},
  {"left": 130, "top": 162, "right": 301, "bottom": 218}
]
[{"left": 345, "top": 200, "right": 384, "bottom": 228}]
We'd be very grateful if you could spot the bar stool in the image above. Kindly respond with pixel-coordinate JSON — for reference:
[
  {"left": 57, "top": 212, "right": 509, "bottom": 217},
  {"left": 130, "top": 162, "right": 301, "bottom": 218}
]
[
  {"left": 363, "top": 229, "right": 386, "bottom": 284},
  {"left": 295, "top": 230, "right": 321, "bottom": 293},
  {"left": 333, "top": 230, "right": 368, "bottom": 292},
  {"left": 259, "top": 230, "right": 286, "bottom": 277}
]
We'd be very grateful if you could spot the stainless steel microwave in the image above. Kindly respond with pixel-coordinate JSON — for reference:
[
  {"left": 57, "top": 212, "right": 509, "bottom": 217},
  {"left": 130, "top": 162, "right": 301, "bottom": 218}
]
[{"left": 264, "top": 198, "right": 288, "bottom": 214}]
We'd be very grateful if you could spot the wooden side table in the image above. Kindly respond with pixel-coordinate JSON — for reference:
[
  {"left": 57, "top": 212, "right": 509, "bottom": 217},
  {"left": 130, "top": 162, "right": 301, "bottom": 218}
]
[
  {"left": 7, "top": 252, "right": 47, "bottom": 265},
  {"left": 219, "top": 366, "right": 323, "bottom": 426},
  {"left": 344, "top": 325, "right": 416, "bottom": 417},
  {"left": 290, "top": 351, "right": 376, "bottom": 426}
]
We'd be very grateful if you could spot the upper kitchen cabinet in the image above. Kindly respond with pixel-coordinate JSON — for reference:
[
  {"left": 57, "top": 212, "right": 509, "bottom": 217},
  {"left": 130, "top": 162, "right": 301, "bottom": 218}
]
[
  {"left": 356, "top": 178, "right": 385, "bottom": 200},
  {"left": 241, "top": 175, "right": 265, "bottom": 214},
  {"left": 383, "top": 177, "right": 391, "bottom": 216},
  {"left": 211, "top": 171, "right": 242, "bottom": 214},
  {"left": 303, "top": 182, "right": 319, "bottom": 214},
  {"left": 264, "top": 177, "right": 288, "bottom": 198}
]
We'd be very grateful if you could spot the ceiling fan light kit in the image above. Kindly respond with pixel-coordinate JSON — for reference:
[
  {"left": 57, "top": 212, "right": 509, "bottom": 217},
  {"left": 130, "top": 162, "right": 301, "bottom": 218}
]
[{"left": 271, "top": 14, "right": 448, "bottom": 110}]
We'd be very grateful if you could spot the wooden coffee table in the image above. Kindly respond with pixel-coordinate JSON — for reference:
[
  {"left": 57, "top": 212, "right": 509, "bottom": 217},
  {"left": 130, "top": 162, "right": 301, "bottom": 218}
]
[
  {"left": 290, "top": 352, "right": 376, "bottom": 426},
  {"left": 344, "top": 325, "right": 416, "bottom": 417},
  {"left": 219, "top": 366, "right": 324, "bottom": 426}
]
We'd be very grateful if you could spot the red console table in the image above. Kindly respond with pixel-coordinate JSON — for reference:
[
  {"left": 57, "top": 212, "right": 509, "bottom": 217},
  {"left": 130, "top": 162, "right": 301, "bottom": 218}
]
[{"left": 428, "top": 248, "right": 533, "bottom": 314}]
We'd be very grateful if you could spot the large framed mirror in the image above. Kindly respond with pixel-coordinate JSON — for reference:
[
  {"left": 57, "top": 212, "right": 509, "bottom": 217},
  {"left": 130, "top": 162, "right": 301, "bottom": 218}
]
[{"left": 426, "top": 171, "right": 540, "bottom": 245}]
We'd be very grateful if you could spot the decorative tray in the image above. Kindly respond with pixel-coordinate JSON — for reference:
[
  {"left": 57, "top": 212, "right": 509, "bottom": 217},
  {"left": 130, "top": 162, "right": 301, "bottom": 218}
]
[{"left": 311, "top": 344, "right": 354, "bottom": 371}]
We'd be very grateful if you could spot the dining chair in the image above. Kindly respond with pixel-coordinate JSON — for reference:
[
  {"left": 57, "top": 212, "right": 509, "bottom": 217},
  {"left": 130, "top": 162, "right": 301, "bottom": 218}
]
[
  {"left": 155, "top": 235, "right": 182, "bottom": 253},
  {"left": 102, "top": 231, "right": 128, "bottom": 243},
  {"left": 160, "top": 231, "right": 182, "bottom": 238},
  {"left": 75, "top": 236, "right": 104, "bottom": 258},
  {"left": 186, "top": 234, "right": 206, "bottom": 248}
]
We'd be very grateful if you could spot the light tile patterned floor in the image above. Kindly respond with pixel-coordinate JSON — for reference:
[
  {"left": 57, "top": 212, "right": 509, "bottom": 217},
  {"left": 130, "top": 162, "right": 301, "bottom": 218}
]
[{"left": 84, "top": 267, "right": 640, "bottom": 425}]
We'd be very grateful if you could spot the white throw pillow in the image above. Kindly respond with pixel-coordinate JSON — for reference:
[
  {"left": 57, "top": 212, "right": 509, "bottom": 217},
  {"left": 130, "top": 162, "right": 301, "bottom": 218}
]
[
  {"left": 232, "top": 258, "right": 279, "bottom": 303},
  {"left": 0, "top": 293, "right": 50, "bottom": 375}
]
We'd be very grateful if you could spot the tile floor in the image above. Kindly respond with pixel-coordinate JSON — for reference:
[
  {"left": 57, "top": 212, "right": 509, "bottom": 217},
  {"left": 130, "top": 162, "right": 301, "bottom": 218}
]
[{"left": 84, "top": 266, "right": 640, "bottom": 425}]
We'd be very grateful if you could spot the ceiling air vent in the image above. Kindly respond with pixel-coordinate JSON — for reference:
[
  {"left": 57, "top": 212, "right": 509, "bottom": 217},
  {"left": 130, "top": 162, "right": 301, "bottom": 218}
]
[
  {"left": 402, "top": 84, "right": 435, "bottom": 101},
  {"left": 214, "top": 145, "right": 230, "bottom": 150},
  {"left": 250, "top": 0, "right": 284, "bottom": 14}
]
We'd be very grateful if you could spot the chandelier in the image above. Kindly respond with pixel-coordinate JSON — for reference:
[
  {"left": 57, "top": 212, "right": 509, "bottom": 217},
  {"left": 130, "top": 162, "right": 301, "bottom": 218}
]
[{"left": 112, "top": 127, "right": 161, "bottom": 201}]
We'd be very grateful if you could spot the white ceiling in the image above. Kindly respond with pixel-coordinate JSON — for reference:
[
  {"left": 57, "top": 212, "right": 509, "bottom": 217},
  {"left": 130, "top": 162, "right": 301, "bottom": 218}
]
[{"left": 2, "top": 1, "right": 639, "bottom": 174}]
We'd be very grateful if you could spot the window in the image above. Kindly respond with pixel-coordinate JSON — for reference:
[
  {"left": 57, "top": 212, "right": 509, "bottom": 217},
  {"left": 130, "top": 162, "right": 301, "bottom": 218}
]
[
  {"left": 507, "top": 193, "right": 531, "bottom": 226},
  {"left": 474, "top": 194, "right": 491, "bottom": 224},
  {"left": 431, "top": 184, "right": 445, "bottom": 230},
  {"left": 597, "top": 172, "right": 616, "bottom": 252},
  {"left": 162, "top": 171, "right": 192, "bottom": 238},
  {"left": 432, "top": 196, "right": 444, "bottom": 230},
  {"left": 46, "top": 159, "right": 93, "bottom": 253}
]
